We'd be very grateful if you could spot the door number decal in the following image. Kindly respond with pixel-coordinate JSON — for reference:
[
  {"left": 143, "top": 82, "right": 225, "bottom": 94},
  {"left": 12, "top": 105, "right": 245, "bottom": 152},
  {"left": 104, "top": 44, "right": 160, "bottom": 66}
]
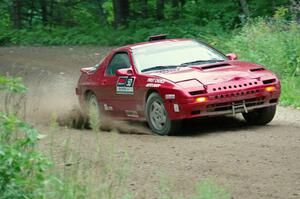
[{"left": 116, "top": 76, "right": 135, "bottom": 95}]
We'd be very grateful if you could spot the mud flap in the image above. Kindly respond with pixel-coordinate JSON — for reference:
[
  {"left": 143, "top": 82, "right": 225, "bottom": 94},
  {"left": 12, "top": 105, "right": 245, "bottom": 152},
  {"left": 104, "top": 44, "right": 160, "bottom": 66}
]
[{"left": 232, "top": 100, "right": 248, "bottom": 115}]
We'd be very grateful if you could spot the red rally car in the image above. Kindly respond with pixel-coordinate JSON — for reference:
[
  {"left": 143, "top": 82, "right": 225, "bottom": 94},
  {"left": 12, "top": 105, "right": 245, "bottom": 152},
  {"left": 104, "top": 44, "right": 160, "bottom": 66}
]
[{"left": 76, "top": 35, "right": 281, "bottom": 135}]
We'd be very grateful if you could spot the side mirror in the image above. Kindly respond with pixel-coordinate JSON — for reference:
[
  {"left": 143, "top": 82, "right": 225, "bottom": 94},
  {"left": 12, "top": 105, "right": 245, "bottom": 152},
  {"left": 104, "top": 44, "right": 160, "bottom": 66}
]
[
  {"left": 226, "top": 53, "right": 238, "bottom": 60},
  {"left": 116, "top": 68, "right": 133, "bottom": 76}
]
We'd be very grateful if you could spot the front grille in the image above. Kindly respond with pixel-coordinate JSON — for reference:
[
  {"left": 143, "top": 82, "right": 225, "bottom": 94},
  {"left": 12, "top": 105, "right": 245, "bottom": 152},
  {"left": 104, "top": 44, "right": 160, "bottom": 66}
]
[
  {"left": 206, "top": 97, "right": 265, "bottom": 112},
  {"left": 212, "top": 88, "right": 261, "bottom": 99},
  {"left": 211, "top": 81, "right": 259, "bottom": 92}
]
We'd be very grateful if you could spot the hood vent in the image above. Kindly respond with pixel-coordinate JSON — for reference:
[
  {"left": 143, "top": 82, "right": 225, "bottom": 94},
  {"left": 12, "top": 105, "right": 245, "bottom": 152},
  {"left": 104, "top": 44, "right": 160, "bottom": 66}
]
[
  {"left": 263, "top": 79, "right": 276, "bottom": 84},
  {"left": 201, "top": 63, "right": 230, "bottom": 70},
  {"left": 250, "top": 67, "right": 265, "bottom": 72},
  {"left": 189, "top": 90, "right": 206, "bottom": 96}
]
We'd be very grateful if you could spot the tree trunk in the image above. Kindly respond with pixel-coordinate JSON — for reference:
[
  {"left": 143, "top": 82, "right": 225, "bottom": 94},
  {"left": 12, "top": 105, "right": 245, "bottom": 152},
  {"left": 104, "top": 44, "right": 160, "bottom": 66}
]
[
  {"left": 171, "top": 0, "right": 179, "bottom": 19},
  {"left": 179, "top": 0, "right": 186, "bottom": 16},
  {"left": 48, "top": 0, "right": 54, "bottom": 28},
  {"left": 28, "top": 0, "right": 35, "bottom": 28},
  {"left": 11, "top": 0, "right": 22, "bottom": 29},
  {"left": 40, "top": 0, "right": 48, "bottom": 26},
  {"left": 95, "top": 0, "right": 107, "bottom": 25},
  {"left": 113, "top": 0, "right": 129, "bottom": 27},
  {"left": 156, "top": 0, "right": 164, "bottom": 20},
  {"left": 122, "top": 0, "right": 129, "bottom": 23},
  {"left": 239, "top": 0, "right": 250, "bottom": 17},
  {"left": 272, "top": 0, "right": 279, "bottom": 15},
  {"left": 179, "top": 0, "right": 186, "bottom": 6},
  {"left": 141, "top": 0, "right": 148, "bottom": 18}
]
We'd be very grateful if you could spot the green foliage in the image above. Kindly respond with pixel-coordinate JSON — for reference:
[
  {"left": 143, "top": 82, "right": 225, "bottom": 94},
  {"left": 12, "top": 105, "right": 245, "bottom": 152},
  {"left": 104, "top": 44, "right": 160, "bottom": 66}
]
[
  {"left": 191, "top": 180, "right": 231, "bottom": 199},
  {"left": 0, "top": 76, "right": 50, "bottom": 199},
  {"left": 226, "top": 18, "right": 300, "bottom": 77},
  {"left": 280, "top": 77, "right": 300, "bottom": 107},
  {"left": 156, "top": 177, "right": 231, "bottom": 199},
  {"left": 0, "top": 19, "right": 231, "bottom": 47},
  {"left": 0, "top": 0, "right": 294, "bottom": 46},
  {"left": 1, "top": 0, "right": 298, "bottom": 46},
  {"left": 0, "top": 113, "right": 51, "bottom": 199},
  {"left": 0, "top": 76, "right": 27, "bottom": 93},
  {"left": 273, "top": 7, "right": 289, "bottom": 20},
  {"left": 225, "top": 18, "right": 300, "bottom": 107}
]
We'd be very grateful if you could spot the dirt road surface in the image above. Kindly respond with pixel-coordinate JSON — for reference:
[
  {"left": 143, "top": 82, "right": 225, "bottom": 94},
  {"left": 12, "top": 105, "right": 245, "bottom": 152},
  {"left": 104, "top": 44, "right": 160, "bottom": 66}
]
[{"left": 0, "top": 46, "right": 300, "bottom": 198}]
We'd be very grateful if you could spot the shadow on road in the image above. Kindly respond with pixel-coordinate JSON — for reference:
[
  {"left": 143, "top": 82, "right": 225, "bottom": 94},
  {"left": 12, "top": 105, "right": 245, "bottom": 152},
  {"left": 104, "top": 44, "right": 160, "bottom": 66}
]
[
  {"left": 108, "top": 115, "right": 278, "bottom": 137},
  {"left": 175, "top": 115, "right": 270, "bottom": 137}
]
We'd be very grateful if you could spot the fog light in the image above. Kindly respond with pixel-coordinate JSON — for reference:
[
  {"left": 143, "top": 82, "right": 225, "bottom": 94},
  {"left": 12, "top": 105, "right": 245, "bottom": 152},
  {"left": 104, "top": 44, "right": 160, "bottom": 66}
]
[
  {"left": 265, "top": 86, "right": 276, "bottom": 92},
  {"left": 196, "top": 97, "right": 207, "bottom": 103}
]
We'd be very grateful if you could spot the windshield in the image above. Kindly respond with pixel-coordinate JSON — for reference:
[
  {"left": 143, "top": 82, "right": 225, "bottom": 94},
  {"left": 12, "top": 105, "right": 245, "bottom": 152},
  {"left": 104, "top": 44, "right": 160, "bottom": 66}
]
[{"left": 132, "top": 40, "right": 227, "bottom": 73}]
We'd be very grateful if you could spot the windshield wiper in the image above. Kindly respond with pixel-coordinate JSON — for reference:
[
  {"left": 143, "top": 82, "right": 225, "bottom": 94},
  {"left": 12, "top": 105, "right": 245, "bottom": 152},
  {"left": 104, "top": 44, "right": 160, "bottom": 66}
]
[
  {"left": 141, "top": 60, "right": 225, "bottom": 72},
  {"left": 180, "top": 60, "right": 225, "bottom": 67},
  {"left": 141, "top": 65, "right": 179, "bottom": 72}
]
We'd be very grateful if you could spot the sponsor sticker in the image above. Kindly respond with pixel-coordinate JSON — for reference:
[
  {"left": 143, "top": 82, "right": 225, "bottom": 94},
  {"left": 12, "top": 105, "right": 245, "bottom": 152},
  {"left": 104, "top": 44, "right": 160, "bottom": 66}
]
[
  {"left": 116, "top": 76, "right": 135, "bottom": 94},
  {"left": 146, "top": 83, "right": 161, "bottom": 88},
  {"left": 147, "top": 78, "right": 165, "bottom": 84}
]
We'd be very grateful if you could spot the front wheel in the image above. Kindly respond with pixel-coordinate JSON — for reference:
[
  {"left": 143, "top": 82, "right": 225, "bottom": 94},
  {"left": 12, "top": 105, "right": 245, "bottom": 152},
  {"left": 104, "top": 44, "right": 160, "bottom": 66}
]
[
  {"left": 242, "top": 106, "right": 276, "bottom": 125},
  {"left": 146, "top": 93, "right": 181, "bottom": 135}
]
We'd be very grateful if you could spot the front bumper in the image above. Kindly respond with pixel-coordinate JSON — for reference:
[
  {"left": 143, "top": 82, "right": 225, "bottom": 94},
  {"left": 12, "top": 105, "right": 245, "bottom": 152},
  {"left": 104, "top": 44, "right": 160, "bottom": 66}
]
[{"left": 166, "top": 84, "right": 280, "bottom": 120}]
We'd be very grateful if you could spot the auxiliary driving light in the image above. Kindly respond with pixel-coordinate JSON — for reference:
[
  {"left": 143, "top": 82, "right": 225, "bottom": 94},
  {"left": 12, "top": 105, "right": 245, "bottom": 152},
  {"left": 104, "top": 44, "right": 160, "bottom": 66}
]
[
  {"left": 196, "top": 97, "right": 207, "bottom": 103},
  {"left": 265, "top": 86, "right": 276, "bottom": 92}
]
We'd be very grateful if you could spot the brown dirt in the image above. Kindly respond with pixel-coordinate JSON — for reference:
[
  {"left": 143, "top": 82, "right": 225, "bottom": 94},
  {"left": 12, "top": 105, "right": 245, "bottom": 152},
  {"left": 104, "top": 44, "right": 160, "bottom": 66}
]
[{"left": 0, "top": 46, "right": 300, "bottom": 199}]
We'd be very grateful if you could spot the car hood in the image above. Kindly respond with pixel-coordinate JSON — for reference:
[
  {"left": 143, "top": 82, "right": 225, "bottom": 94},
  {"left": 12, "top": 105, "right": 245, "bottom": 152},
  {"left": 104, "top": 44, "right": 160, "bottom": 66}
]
[{"left": 149, "top": 61, "right": 275, "bottom": 85}]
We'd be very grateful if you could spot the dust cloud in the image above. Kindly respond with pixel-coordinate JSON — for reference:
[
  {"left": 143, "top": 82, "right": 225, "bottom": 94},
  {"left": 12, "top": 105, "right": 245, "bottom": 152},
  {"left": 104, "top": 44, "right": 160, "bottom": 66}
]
[{"left": 0, "top": 46, "right": 152, "bottom": 134}]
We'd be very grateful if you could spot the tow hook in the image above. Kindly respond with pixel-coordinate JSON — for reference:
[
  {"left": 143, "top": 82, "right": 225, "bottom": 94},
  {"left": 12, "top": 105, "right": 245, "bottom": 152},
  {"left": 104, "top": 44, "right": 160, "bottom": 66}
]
[{"left": 232, "top": 100, "right": 248, "bottom": 115}]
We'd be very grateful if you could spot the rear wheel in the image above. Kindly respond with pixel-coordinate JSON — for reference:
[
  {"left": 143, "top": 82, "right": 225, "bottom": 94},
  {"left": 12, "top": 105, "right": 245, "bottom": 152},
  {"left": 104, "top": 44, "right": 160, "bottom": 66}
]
[
  {"left": 242, "top": 106, "right": 276, "bottom": 125},
  {"left": 86, "top": 93, "right": 101, "bottom": 128},
  {"left": 86, "top": 93, "right": 100, "bottom": 114},
  {"left": 146, "top": 93, "right": 181, "bottom": 135}
]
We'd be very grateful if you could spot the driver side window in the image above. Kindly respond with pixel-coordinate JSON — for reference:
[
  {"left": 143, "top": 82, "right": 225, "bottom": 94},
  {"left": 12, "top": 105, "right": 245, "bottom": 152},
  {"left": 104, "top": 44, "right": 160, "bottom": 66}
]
[{"left": 106, "top": 52, "right": 131, "bottom": 76}]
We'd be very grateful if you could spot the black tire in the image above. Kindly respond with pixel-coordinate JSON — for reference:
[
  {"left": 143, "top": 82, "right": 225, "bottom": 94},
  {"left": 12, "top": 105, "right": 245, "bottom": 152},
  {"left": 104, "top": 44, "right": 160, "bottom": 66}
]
[
  {"left": 86, "top": 93, "right": 100, "bottom": 115},
  {"left": 86, "top": 93, "right": 114, "bottom": 132},
  {"left": 85, "top": 93, "right": 102, "bottom": 127},
  {"left": 146, "top": 93, "right": 181, "bottom": 135},
  {"left": 242, "top": 106, "right": 276, "bottom": 125}
]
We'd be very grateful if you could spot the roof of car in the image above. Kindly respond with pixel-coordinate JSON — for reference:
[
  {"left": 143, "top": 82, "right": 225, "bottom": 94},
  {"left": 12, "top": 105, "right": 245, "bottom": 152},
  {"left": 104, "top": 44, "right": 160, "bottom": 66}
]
[{"left": 116, "top": 38, "right": 193, "bottom": 51}]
